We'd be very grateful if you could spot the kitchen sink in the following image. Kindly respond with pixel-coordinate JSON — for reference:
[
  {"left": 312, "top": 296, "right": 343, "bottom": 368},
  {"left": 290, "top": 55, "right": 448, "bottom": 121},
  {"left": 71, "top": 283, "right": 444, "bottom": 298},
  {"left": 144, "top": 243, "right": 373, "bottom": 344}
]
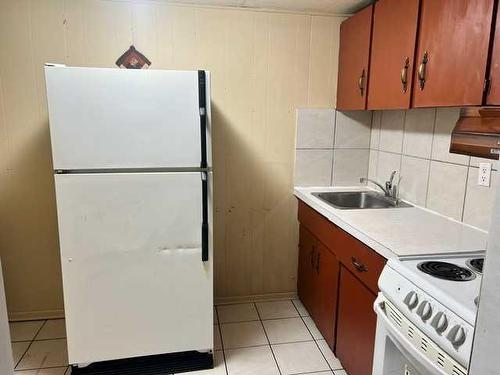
[{"left": 312, "top": 191, "right": 412, "bottom": 210}]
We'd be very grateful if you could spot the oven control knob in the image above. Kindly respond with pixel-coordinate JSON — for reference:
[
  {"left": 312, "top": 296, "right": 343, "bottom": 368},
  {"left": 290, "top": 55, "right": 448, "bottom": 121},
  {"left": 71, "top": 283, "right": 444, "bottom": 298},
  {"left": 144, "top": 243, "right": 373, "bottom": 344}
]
[
  {"left": 404, "top": 291, "right": 419, "bottom": 310},
  {"left": 431, "top": 312, "right": 448, "bottom": 334},
  {"left": 447, "top": 325, "right": 466, "bottom": 347},
  {"left": 417, "top": 300, "right": 433, "bottom": 321}
]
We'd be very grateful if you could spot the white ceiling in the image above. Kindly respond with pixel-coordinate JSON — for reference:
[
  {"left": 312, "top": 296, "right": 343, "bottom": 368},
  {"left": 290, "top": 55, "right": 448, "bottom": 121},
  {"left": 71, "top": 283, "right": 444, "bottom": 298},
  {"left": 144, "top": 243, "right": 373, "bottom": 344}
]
[{"left": 163, "top": 0, "right": 372, "bottom": 15}]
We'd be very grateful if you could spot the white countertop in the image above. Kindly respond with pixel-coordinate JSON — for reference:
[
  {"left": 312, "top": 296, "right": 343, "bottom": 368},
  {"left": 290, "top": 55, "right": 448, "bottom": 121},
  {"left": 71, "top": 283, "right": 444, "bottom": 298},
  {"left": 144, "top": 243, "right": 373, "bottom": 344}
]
[{"left": 294, "top": 186, "right": 488, "bottom": 259}]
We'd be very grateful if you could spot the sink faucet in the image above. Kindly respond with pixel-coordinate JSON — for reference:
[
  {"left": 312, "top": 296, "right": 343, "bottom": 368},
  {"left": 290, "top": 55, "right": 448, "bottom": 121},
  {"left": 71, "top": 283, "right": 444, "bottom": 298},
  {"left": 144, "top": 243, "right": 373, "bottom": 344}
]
[{"left": 360, "top": 170, "right": 398, "bottom": 199}]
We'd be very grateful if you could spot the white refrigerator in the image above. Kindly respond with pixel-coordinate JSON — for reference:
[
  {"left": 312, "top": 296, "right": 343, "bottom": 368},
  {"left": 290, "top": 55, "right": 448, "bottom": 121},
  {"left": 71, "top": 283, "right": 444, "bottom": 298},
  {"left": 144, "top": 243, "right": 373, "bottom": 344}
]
[
  {"left": 44, "top": 66, "right": 213, "bottom": 372},
  {"left": 0, "top": 258, "right": 14, "bottom": 375}
]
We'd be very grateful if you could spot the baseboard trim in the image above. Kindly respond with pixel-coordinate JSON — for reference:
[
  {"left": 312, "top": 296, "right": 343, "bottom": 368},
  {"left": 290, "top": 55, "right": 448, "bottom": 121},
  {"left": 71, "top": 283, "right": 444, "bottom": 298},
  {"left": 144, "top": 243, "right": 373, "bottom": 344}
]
[
  {"left": 8, "top": 293, "right": 298, "bottom": 320},
  {"left": 215, "top": 292, "right": 298, "bottom": 305},
  {"left": 9, "top": 309, "right": 65, "bottom": 322}
]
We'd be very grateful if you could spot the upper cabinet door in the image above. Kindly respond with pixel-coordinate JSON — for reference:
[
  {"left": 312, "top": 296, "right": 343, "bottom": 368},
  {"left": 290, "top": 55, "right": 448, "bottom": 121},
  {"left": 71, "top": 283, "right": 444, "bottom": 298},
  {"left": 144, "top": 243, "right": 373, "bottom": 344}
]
[
  {"left": 487, "top": 8, "right": 500, "bottom": 105},
  {"left": 412, "top": 0, "right": 495, "bottom": 108},
  {"left": 367, "top": 0, "right": 420, "bottom": 110},
  {"left": 336, "top": 5, "right": 373, "bottom": 110}
]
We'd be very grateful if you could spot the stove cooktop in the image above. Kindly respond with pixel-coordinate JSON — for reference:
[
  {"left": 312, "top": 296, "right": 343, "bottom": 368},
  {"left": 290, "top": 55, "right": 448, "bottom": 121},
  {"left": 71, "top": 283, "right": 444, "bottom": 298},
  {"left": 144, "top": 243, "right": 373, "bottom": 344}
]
[{"left": 387, "top": 254, "right": 484, "bottom": 325}]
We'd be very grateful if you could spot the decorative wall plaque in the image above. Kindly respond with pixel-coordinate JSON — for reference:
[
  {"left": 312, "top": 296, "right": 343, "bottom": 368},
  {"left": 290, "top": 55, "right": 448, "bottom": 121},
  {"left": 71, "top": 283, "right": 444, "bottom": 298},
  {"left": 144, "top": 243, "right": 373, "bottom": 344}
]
[{"left": 115, "top": 46, "right": 151, "bottom": 69}]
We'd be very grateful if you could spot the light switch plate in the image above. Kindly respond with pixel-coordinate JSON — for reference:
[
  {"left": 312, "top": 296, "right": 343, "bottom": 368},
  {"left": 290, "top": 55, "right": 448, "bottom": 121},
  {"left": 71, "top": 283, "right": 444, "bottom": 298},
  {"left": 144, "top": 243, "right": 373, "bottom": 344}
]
[{"left": 478, "top": 163, "right": 492, "bottom": 187}]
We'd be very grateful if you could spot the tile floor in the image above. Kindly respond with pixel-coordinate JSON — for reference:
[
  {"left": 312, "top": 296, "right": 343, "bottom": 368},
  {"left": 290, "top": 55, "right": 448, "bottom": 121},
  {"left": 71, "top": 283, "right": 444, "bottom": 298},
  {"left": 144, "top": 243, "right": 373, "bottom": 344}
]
[
  {"left": 9, "top": 318, "right": 69, "bottom": 374},
  {"left": 9, "top": 299, "right": 347, "bottom": 374}
]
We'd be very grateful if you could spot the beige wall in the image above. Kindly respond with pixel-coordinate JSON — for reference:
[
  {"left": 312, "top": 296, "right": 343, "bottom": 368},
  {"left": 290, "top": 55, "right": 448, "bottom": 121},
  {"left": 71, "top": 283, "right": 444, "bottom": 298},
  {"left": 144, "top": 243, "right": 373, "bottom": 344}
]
[{"left": 0, "top": 0, "right": 343, "bottom": 319}]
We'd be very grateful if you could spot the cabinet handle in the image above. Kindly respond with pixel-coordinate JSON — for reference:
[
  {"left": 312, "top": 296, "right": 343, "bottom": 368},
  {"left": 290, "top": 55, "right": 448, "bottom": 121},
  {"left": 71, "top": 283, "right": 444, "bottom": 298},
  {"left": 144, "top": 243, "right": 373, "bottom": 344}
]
[
  {"left": 358, "top": 69, "right": 366, "bottom": 97},
  {"left": 418, "top": 51, "right": 428, "bottom": 91},
  {"left": 316, "top": 252, "right": 320, "bottom": 275},
  {"left": 351, "top": 257, "right": 368, "bottom": 273},
  {"left": 401, "top": 57, "right": 410, "bottom": 93},
  {"left": 310, "top": 247, "right": 315, "bottom": 268}
]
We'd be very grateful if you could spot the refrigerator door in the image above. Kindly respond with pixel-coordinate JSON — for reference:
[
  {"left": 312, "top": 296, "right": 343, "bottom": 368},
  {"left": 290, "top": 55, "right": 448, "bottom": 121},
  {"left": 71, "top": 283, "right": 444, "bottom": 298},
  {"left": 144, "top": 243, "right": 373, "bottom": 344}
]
[
  {"left": 54, "top": 172, "right": 213, "bottom": 365},
  {"left": 0, "top": 259, "right": 14, "bottom": 375},
  {"left": 45, "top": 66, "right": 209, "bottom": 170}
]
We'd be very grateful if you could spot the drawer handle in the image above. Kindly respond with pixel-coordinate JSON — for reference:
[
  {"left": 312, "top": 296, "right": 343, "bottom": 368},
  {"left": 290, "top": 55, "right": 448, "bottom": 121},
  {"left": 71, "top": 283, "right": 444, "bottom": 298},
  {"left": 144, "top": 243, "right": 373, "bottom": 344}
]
[
  {"left": 316, "top": 252, "right": 320, "bottom": 275},
  {"left": 310, "top": 248, "right": 315, "bottom": 268},
  {"left": 351, "top": 257, "right": 368, "bottom": 273}
]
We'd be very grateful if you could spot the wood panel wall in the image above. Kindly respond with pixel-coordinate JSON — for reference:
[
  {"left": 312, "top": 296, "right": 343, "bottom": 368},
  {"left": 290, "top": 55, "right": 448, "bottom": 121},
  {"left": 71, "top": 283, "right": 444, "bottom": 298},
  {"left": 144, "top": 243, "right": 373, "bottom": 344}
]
[{"left": 0, "top": 0, "right": 343, "bottom": 319}]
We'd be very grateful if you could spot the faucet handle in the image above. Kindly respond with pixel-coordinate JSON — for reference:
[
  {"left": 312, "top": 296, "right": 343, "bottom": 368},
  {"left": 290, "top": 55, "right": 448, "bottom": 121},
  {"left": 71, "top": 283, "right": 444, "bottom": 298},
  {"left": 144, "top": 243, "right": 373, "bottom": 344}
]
[{"left": 388, "top": 170, "right": 397, "bottom": 184}]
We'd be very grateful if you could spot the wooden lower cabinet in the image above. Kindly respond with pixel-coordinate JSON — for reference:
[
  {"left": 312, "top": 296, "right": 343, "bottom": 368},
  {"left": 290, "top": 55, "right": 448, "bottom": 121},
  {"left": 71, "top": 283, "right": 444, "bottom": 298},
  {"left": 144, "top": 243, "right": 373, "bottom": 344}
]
[
  {"left": 297, "top": 201, "right": 386, "bottom": 373},
  {"left": 297, "top": 225, "right": 317, "bottom": 318},
  {"left": 313, "top": 241, "right": 339, "bottom": 347},
  {"left": 336, "top": 266, "right": 378, "bottom": 375},
  {"left": 297, "top": 225, "right": 339, "bottom": 349}
]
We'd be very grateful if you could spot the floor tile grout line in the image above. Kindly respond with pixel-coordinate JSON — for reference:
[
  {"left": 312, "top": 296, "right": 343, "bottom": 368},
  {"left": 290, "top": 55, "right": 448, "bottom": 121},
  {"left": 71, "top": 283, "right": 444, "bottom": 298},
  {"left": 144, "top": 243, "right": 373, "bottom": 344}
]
[
  {"left": 15, "top": 320, "right": 48, "bottom": 370},
  {"left": 288, "top": 371, "right": 334, "bottom": 375},
  {"left": 224, "top": 343, "right": 279, "bottom": 350},
  {"left": 294, "top": 299, "right": 343, "bottom": 373},
  {"left": 31, "top": 336, "right": 67, "bottom": 342},
  {"left": 254, "top": 302, "right": 283, "bottom": 375},
  {"left": 220, "top": 315, "right": 304, "bottom": 326},
  {"left": 14, "top": 365, "right": 69, "bottom": 371},
  {"left": 214, "top": 306, "right": 229, "bottom": 375}
]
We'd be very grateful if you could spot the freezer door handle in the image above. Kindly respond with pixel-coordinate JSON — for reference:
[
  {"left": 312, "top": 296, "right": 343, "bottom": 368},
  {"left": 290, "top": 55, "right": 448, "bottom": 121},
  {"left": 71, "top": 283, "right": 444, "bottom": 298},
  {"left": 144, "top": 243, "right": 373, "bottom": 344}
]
[{"left": 201, "top": 172, "right": 209, "bottom": 262}]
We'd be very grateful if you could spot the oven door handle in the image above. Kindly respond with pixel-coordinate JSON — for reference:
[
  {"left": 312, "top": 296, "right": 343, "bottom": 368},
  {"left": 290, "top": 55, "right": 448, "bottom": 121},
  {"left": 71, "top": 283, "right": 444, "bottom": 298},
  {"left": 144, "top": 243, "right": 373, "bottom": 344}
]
[{"left": 374, "top": 300, "right": 451, "bottom": 375}]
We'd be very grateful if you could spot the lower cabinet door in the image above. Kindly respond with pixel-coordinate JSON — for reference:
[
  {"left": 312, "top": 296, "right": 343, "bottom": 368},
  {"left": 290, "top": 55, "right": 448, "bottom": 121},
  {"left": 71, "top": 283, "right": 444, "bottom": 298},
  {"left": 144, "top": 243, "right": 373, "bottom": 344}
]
[
  {"left": 297, "top": 225, "right": 317, "bottom": 316},
  {"left": 336, "top": 266, "right": 377, "bottom": 375},
  {"left": 313, "top": 242, "right": 340, "bottom": 350}
]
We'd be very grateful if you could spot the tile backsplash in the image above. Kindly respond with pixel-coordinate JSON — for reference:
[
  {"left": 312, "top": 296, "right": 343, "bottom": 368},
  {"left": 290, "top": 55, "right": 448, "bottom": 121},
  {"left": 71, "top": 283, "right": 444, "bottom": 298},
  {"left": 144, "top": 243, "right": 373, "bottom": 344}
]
[
  {"left": 294, "top": 109, "right": 372, "bottom": 188},
  {"left": 369, "top": 108, "right": 498, "bottom": 231},
  {"left": 294, "top": 107, "right": 499, "bottom": 232}
]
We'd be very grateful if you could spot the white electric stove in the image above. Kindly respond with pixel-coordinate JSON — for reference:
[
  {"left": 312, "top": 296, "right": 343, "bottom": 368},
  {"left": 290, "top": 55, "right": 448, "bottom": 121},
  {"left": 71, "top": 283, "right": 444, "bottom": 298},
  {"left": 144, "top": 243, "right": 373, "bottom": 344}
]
[{"left": 372, "top": 254, "right": 484, "bottom": 375}]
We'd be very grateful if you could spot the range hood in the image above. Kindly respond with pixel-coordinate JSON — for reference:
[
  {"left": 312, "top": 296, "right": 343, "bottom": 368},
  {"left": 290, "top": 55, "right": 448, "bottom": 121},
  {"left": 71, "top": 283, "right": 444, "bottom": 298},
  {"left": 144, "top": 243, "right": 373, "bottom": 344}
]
[{"left": 450, "top": 108, "right": 500, "bottom": 160}]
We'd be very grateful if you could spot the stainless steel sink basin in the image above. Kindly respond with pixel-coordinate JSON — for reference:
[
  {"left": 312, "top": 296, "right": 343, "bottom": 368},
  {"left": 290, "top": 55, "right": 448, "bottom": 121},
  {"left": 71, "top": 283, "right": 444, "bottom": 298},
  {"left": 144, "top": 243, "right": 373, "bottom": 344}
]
[{"left": 312, "top": 191, "right": 412, "bottom": 210}]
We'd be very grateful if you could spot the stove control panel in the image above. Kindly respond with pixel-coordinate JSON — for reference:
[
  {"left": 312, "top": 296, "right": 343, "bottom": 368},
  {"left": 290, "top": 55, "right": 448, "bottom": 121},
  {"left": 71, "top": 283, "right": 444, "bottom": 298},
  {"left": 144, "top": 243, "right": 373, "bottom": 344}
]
[{"left": 378, "top": 265, "right": 474, "bottom": 369}]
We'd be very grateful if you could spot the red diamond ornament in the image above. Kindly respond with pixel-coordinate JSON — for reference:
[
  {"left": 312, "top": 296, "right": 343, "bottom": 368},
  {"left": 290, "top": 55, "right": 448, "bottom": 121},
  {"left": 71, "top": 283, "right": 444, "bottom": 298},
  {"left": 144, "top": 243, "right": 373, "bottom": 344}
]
[{"left": 115, "top": 45, "right": 151, "bottom": 69}]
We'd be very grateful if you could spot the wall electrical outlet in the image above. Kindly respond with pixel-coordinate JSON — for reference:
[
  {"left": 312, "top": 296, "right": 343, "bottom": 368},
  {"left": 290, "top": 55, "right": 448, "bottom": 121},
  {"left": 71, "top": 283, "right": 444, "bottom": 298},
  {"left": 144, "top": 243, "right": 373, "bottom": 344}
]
[{"left": 478, "top": 163, "right": 492, "bottom": 187}]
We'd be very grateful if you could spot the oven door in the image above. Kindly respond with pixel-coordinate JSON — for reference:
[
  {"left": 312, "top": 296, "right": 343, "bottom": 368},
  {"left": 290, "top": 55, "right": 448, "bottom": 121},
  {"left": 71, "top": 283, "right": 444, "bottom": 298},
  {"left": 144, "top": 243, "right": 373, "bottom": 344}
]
[{"left": 372, "top": 295, "right": 467, "bottom": 375}]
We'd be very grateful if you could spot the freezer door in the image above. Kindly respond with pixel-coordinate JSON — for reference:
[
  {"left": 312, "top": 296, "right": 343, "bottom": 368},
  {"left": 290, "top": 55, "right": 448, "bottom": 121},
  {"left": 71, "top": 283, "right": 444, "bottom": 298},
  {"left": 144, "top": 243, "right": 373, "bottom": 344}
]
[
  {"left": 45, "top": 67, "right": 208, "bottom": 170},
  {"left": 54, "top": 172, "right": 213, "bottom": 365}
]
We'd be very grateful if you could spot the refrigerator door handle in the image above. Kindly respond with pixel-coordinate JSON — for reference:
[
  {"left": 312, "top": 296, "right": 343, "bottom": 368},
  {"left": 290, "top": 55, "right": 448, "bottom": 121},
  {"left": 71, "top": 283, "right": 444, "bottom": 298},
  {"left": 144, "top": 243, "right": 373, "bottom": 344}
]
[
  {"left": 199, "top": 70, "right": 209, "bottom": 262},
  {"left": 198, "top": 70, "right": 207, "bottom": 171},
  {"left": 201, "top": 171, "right": 209, "bottom": 262}
]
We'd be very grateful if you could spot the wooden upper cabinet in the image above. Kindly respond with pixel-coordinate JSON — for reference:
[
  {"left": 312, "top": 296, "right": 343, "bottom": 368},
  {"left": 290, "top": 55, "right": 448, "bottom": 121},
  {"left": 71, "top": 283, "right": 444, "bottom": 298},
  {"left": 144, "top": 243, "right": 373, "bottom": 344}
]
[
  {"left": 412, "top": 0, "right": 495, "bottom": 108},
  {"left": 367, "top": 0, "right": 420, "bottom": 110},
  {"left": 336, "top": 5, "right": 373, "bottom": 110},
  {"left": 487, "top": 7, "right": 500, "bottom": 105}
]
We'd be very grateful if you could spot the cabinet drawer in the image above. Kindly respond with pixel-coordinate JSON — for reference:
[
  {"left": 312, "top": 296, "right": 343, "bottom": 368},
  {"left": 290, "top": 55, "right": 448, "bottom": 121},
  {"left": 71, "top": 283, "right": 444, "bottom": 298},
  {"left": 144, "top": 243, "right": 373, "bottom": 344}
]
[
  {"left": 298, "top": 201, "right": 338, "bottom": 252},
  {"left": 334, "top": 227, "right": 385, "bottom": 294}
]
